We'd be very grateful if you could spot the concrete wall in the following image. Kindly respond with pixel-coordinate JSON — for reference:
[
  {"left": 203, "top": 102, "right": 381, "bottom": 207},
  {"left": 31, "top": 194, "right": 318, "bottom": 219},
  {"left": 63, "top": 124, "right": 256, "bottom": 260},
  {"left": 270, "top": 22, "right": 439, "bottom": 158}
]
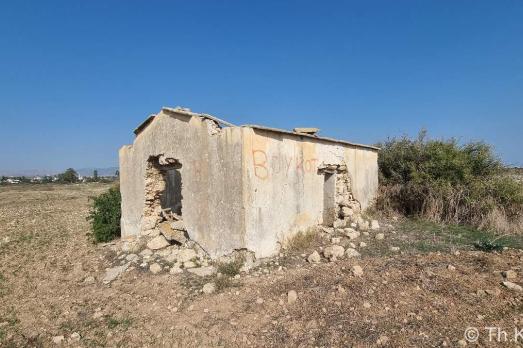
[
  {"left": 119, "top": 109, "right": 245, "bottom": 257},
  {"left": 241, "top": 127, "right": 378, "bottom": 257}
]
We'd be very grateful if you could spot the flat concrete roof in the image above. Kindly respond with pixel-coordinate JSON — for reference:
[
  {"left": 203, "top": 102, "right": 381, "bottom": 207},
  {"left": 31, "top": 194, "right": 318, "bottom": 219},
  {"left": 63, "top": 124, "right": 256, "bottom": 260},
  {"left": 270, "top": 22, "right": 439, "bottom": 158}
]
[{"left": 133, "top": 106, "right": 379, "bottom": 151}]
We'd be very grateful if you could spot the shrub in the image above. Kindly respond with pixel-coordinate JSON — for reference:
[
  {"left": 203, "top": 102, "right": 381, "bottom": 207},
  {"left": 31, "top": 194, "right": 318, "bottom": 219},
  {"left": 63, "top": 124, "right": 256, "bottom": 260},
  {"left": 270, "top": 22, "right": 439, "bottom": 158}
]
[
  {"left": 87, "top": 185, "right": 121, "bottom": 242},
  {"left": 376, "top": 131, "right": 523, "bottom": 233}
]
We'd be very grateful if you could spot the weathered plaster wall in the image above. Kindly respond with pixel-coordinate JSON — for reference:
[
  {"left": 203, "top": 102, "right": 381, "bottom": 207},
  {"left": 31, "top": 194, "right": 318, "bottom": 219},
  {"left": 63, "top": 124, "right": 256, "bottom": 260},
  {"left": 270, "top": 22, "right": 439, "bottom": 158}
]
[
  {"left": 241, "top": 127, "right": 378, "bottom": 257},
  {"left": 119, "top": 109, "right": 245, "bottom": 257}
]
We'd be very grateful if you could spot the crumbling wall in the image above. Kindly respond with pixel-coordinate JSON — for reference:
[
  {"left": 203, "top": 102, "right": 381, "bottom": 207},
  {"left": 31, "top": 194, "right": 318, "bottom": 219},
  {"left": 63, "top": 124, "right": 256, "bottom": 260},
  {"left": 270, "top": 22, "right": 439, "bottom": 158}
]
[
  {"left": 242, "top": 127, "right": 378, "bottom": 257},
  {"left": 119, "top": 109, "right": 245, "bottom": 258},
  {"left": 318, "top": 163, "right": 361, "bottom": 228}
]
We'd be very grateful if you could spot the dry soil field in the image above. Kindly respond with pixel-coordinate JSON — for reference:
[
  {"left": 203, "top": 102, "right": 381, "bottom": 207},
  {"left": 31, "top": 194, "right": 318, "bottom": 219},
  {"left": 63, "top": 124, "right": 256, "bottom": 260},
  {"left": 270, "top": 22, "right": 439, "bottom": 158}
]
[{"left": 1, "top": 183, "right": 523, "bottom": 347}]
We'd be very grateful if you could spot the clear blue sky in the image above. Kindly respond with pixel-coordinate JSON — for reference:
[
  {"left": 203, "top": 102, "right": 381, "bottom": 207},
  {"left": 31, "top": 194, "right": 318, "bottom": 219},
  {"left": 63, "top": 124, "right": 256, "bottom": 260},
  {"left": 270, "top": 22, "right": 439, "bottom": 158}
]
[{"left": 1, "top": 0, "right": 522, "bottom": 173}]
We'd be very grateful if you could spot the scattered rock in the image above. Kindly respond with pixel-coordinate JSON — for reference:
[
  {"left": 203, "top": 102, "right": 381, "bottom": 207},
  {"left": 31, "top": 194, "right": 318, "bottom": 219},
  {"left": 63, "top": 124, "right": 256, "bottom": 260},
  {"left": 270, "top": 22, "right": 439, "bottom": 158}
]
[
  {"left": 202, "top": 282, "right": 216, "bottom": 294},
  {"left": 502, "top": 281, "right": 523, "bottom": 292},
  {"left": 52, "top": 336, "right": 65, "bottom": 344},
  {"left": 159, "top": 222, "right": 187, "bottom": 243},
  {"left": 321, "top": 226, "right": 334, "bottom": 234},
  {"left": 140, "top": 248, "right": 153, "bottom": 257},
  {"left": 70, "top": 332, "right": 81, "bottom": 342},
  {"left": 344, "top": 228, "right": 360, "bottom": 240},
  {"left": 447, "top": 264, "right": 456, "bottom": 271},
  {"left": 170, "top": 265, "right": 183, "bottom": 274},
  {"left": 502, "top": 270, "right": 517, "bottom": 279},
  {"left": 323, "top": 245, "right": 345, "bottom": 261},
  {"left": 149, "top": 263, "right": 162, "bottom": 274},
  {"left": 187, "top": 266, "right": 216, "bottom": 277},
  {"left": 125, "top": 254, "right": 139, "bottom": 262},
  {"left": 389, "top": 246, "right": 400, "bottom": 253},
  {"left": 457, "top": 339, "right": 467, "bottom": 347},
  {"left": 170, "top": 220, "right": 187, "bottom": 231},
  {"left": 183, "top": 261, "right": 197, "bottom": 269},
  {"left": 485, "top": 288, "right": 501, "bottom": 296},
  {"left": 345, "top": 248, "right": 361, "bottom": 258},
  {"left": 375, "top": 233, "right": 385, "bottom": 240},
  {"left": 363, "top": 301, "right": 371, "bottom": 309},
  {"left": 331, "top": 237, "right": 341, "bottom": 244},
  {"left": 307, "top": 250, "right": 321, "bottom": 263},
  {"left": 83, "top": 276, "right": 95, "bottom": 284},
  {"left": 359, "top": 242, "right": 367, "bottom": 248},
  {"left": 376, "top": 335, "right": 389, "bottom": 346},
  {"left": 341, "top": 207, "right": 354, "bottom": 218},
  {"left": 287, "top": 290, "right": 298, "bottom": 304},
  {"left": 352, "top": 265, "right": 363, "bottom": 277},
  {"left": 177, "top": 249, "right": 198, "bottom": 263},
  {"left": 357, "top": 219, "right": 369, "bottom": 231},
  {"left": 333, "top": 219, "right": 346, "bottom": 229},
  {"left": 370, "top": 220, "right": 380, "bottom": 230},
  {"left": 256, "top": 298, "right": 264, "bottom": 304},
  {"left": 146, "top": 235, "right": 170, "bottom": 250},
  {"left": 102, "top": 263, "right": 129, "bottom": 284}
]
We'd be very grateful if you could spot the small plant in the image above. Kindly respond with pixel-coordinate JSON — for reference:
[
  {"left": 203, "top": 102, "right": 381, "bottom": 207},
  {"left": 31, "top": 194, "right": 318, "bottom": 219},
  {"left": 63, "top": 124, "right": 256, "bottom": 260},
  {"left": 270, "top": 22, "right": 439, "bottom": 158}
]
[
  {"left": 285, "top": 228, "right": 319, "bottom": 252},
  {"left": 216, "top": 257, "right": 244, "bottom": 277},
  {"left": 215, "top": 276, "right": 235, "bottom": 291},
  {"left": 87, "top": 185, "right": 121, "bottom": 243},
  {"left": 474, "top": 239, "right": 504, "bottom": 252},
  {"left": 107, "top": 317, "right": 132, "bottom": 330}
]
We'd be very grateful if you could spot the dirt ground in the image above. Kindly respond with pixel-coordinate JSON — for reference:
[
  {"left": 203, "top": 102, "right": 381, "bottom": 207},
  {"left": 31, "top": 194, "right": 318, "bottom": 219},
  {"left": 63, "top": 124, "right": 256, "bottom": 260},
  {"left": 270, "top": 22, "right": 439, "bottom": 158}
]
[{"left": 1, "top": 183, "right": 523, "bottom": 347}]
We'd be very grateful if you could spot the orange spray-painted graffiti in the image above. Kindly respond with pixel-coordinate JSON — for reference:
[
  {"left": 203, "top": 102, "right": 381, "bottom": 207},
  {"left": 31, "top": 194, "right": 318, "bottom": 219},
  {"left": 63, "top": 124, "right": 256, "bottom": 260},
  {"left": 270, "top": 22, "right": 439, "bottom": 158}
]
[{"left": 252, "top": 149, "right": 318, "bottom": 180}]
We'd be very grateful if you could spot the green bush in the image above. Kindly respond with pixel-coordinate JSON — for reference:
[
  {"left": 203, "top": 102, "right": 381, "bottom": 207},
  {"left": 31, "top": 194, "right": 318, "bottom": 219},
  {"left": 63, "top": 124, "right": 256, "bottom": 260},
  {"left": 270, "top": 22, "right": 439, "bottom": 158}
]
[
  {"left": 87, "top": 185, "right": 121, "bottom": 242},
  {"left": 376, "top": 131, "right": 523, "bottom": 233}
]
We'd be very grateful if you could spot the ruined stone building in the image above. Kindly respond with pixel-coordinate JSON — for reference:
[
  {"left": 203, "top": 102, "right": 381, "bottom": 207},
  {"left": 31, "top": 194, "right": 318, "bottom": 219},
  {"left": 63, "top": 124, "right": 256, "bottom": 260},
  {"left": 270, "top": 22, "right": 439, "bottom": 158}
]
[{"left": 119, "top": 107, "right": 379, "bottom": 259}]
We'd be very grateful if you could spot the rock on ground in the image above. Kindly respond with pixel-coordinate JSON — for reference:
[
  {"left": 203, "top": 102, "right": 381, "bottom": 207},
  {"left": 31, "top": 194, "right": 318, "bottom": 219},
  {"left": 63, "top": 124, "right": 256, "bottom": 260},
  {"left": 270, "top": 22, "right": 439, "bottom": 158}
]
[
  {"left": 371, "top": 220, "right": 380, "bottom": 230},
  {"left": 502, "top": 281, "right": 522, "bottom": 292},
  {"left": 323, "top": 245, "right": 345, "bottom": 260},
  {"left": 187, "top": 266, "right": 216, "bottom": 277},
  {"left": 202, "top": 282, "right": 216, "bottom": 294},
  {"left": 52, "top": 336, "right": 64, "bottom": 344},
  {"left": 344, "top": 228, "right": 360, "bottom": 240},
  {"left": 287, "top": 290, "right": 298, "bottom": 304},
  {"left": 307, "top": 250, "right": 321, "bottom": 263},
  {"left": 177, "top": 249, "right": 198, "bottom": 263},
  {"left": 502, "top": 270, "right": 517, "bottom": 279},
  {"left": 159, "top": 222, "right": 187, "bottom": 243},
  {"left": 149, "top": 263, "right": 162, "bottom": 274},
  {"left": 345, "top": 248, "right": 361, "bottom": 258},
  {"left": 375, "top": 233, "right": 385, "bottom": 240},
  {"left": 352, "top": 265, "right": 363, "bottom": 277},
  {"left": 102, "top": 263, "right": 129, "bottom": 284},
  {"left": 146, "top": 235, "right": 170, "bottom": 250}
]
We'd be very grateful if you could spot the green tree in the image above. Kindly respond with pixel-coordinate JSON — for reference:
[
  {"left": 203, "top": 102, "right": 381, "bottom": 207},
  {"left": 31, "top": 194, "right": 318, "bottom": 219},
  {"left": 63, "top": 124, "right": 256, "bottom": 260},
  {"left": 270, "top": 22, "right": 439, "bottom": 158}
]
[
  {"left": 58, "top": 168, "right": 79, "bottom": 183},
  {"left": 93, "top": 170, "right": 99, "bottom": 181}
]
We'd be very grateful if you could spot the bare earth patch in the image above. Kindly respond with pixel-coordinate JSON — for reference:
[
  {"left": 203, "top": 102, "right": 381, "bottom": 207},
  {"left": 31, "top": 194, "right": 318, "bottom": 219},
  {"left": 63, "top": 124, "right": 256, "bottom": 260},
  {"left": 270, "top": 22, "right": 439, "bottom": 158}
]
[{"left": 1, "top": 184, "right": 522, "bottom": 347}]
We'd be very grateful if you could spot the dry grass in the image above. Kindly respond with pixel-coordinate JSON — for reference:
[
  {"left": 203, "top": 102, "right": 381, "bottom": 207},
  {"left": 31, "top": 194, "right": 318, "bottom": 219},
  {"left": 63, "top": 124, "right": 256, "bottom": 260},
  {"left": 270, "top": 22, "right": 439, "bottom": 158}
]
[
  {"left": 283, "top": 227, "right": 321, "bottom": 252},
  {"left": 1, "top": 184, "right": 523, "bottom": 347}
]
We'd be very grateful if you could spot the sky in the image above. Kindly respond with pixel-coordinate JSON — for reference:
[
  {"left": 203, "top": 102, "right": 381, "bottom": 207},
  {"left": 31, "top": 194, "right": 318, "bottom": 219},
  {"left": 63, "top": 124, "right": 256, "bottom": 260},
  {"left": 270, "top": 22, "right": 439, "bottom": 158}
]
[{"left": 0, "top": 0, "right": 522, "bottom": 173}]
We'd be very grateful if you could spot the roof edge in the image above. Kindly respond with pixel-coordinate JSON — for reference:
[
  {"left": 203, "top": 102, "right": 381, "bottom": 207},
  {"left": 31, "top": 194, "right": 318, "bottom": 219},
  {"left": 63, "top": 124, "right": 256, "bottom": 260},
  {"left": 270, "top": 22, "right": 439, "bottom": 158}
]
[
  {"left": 162, "top": 107, "right": 236, "bottom": 127},
  {"left": 133, "top": 114, "right": 156, "bottom": 135},
  {"left": 242, "top": 124, "right": 380, "bottom": 151}
]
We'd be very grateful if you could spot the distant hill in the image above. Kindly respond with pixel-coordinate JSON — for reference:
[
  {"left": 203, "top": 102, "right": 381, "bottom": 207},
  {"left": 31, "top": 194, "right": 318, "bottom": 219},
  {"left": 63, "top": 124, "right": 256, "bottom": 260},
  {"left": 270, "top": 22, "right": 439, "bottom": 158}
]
[{"left": 0, "top": 167, "right": 119, "bottom": 177}]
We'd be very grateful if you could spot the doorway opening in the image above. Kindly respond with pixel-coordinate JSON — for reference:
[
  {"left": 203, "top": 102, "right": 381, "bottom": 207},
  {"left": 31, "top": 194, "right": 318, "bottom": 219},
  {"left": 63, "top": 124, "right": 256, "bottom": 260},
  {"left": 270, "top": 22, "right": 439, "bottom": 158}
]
[
  {"left": 143, "top": 155, "right": 183, "bottom": 231},
  {"left": 319, "top": 163, "right": 361, "bottom": 228}
]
